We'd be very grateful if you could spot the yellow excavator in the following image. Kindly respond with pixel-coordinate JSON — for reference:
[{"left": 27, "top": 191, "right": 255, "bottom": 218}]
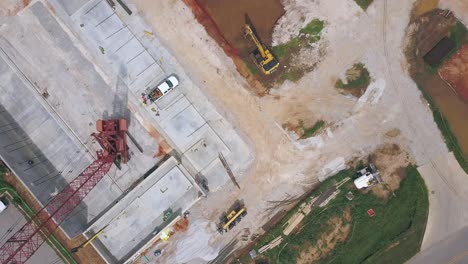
[{"left": 244, "top": 24, "right": 279, "bottom": 75}]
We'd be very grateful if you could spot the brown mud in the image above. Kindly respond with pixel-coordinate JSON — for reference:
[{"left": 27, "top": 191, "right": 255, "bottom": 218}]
[{"left": 405, "top": 9, "right": 468, "bottom": 156}]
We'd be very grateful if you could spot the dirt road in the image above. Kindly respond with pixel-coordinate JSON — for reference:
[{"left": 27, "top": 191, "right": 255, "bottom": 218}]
[{"left": 129, "top": 0, "right": 452, "bottom": 262}]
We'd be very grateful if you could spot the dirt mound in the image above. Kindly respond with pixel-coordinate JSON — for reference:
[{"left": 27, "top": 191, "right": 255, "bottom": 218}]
[
  {"left": 371, "top": 144, "right": 411, "bottom": 199},
  {"left": 174, "top": 218, "right": 190, "bottom": 233},
  {"left": 439, "top": 45, "right": 468, "bottom": 102}
]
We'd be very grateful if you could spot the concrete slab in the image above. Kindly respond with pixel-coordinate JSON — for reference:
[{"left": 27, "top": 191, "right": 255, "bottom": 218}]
[
  {"left": 184, "top": 128, "right": 230, "bottom": 172},
  {"left": 0, "top": 197, "right": 65, "bottom": 264},
  {"left": 0, "top": 1, "right": 164, "bottom": 237},
  {"left": 74, "top": 0, "right": 166, "bottom": 91},
  {"left": 86, "top": 157, "right": 200, "bottom": 263}
]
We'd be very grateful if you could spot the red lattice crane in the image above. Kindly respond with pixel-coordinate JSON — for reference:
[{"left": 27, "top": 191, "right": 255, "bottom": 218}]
[{"left": 0, "top": 119, "right": 128, "bottom": 264}]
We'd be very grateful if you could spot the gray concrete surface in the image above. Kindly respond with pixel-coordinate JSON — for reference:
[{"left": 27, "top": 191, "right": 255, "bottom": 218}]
[
  {"left": 418, "top": 152, "right": 468, "bottom": 250},
  {"left": 0, "top": 1, "right": 164, "bottom": 237},
  {"left": 409, "top": 225, "right": 468, "bottom": 264},
  {"left": 0, "top": 197, "right": 65, "bottom": 264},
  {"left": 86, "top": 157, "right": 200, "bottom": 263},
  {"left": 1, "top": 0, "right": 250, "bottom": 261}
]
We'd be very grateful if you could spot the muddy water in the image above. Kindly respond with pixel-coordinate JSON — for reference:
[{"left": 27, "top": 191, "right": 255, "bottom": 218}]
[
  {"left": 196, "top": 0, "right": 284, "bottom": 55},
  {"left": 421, "top": 74, "right": 468, "bottom": 156},
  {"left": 406, "top": 10, "right": 468, "bottom": 157}
]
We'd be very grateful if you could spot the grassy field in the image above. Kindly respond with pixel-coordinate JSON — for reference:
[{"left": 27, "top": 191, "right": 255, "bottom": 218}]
[
  {"left": 250, "top": 165, "right": 428, "bottom": 264},
  {"left": 354, "top": 0, "right": 374, "bottom": 10},
  {"left": 335, "top": 63, "right": 371, "bottom": 90}
]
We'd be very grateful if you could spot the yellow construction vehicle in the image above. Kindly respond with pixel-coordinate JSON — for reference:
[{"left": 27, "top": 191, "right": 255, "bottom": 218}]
[
  {"left": 244, "top": 24, "right": 279, "bottom": 75},
  {"left": 217, "top": 204, "right": 247, "bottom": 233}
]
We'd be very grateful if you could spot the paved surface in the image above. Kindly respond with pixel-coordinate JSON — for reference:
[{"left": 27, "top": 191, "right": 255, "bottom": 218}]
[
  {"left": 409, "top": 225, "right": 468, "bottom": 264},
  {"left": 0, "top": 197, "right": 65, "bottom": 264},
  {"left": 0, "top": 0, "right": 251, "bottom": 249},
  {"left": 86, "top": 157, "right": 200, "bottom": 263},
  {"left": 417, "top": 152, "right": 468, "bottom": 250},
  {"left": 0, "top": 1, "right": 163, "bottom": 238}
]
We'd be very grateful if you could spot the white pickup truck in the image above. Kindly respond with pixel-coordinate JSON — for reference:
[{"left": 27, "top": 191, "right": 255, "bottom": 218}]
[{"left": 147, "top": 75, "right": 179, "bottom": 102}]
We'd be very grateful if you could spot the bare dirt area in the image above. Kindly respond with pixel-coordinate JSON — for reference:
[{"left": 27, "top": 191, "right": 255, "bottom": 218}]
[
  {"left": 297, "top": 210, "right": 351, "bottom": 264},
  {"left": 370, "top": 143, "right": 412, "bottom": 199},
  {"left": 0, "top": 0, "right": 30, "bottom": 16},
  {"left": 439, "top": 45, "right": 468, "bottom": 102},
  {"left": 404, "top": 9, "right": 468, "bottom": 156},
  {"left": 3, "top": 172, "right": 104, "bottom": 264},
  {"left": 129, "top": 0, "right": 451, "bottom": 262}
]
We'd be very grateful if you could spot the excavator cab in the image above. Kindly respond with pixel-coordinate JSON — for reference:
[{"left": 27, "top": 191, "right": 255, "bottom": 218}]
[{"left": 244, "top": 23, "right": 279, "bottom": 75}]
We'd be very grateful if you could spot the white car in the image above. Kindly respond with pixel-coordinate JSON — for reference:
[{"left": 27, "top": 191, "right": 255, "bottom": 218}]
[{"left": 148, "top": 75, "right": 179, "bottom": 102}]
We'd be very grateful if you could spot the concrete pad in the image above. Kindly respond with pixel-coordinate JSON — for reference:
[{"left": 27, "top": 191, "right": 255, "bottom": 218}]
[
  {"left": 0, "top": 1, "right": 164, "bottom": 237},
  {"left": 201, "top": 159, "right": 230, "bottom": 191},
  {"left": 74, "top": 0, "right": 165, "bottom": 91},
  {"left": 184, "top": 128, "right": 230, "bottom": 172},
  {"left": 418, "top": 152, "right": 468, "bottom": 250},
  {"left": 87, "top": 157, "right": 200, "bottom": 262},
  {"left": 160, "top": 105, "right": 206, "bottom": 151}
]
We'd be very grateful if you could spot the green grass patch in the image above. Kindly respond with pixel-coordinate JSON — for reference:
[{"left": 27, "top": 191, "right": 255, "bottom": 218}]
[
  {"left": 251, "top": 165, "right": 429, "bottom": 264},
  {"left": 335, "top": 63, "right": 371, "bottom": 89},
  {"left": 300, "top": 19, "right": 325, "bottom": 43},
  {"left": 416, "top": 82, "right": 468, "bottom": 173},
  {"left": 299, "top": 120, "right": 325, "bottom": 139},
  {"left": 449, "top": 21, "right": 468, "bottom": 48},
  {"left": 272, "top": 19, "right": 324, "bottom": 60},
  {"left": 354, "top": 0, "right": 374, "bottom": 10}
]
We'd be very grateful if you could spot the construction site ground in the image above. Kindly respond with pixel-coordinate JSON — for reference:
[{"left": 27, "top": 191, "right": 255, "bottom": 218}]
[
  {"left": 248, "top": 158, "right": 428, "bottom": 264},
  {"left": 1, "top": 0, "right": 468, "bottom": 264}
]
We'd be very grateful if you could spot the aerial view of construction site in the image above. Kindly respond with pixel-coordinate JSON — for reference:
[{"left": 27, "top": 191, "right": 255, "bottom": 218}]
[{"left": 0, "top": 0, "right": 467, "bottom": 263}]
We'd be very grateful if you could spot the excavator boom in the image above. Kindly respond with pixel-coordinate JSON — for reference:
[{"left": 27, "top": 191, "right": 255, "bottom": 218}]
[{"left": 244, "top": 24, "right": 279, "bottom": 75}]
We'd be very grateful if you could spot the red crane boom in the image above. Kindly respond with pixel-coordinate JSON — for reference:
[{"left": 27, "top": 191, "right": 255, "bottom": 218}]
[{"left": 0, "top": 119, "right": 128, "bottom": 264}]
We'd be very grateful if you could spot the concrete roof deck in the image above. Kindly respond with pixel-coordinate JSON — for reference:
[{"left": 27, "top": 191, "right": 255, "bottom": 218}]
[{"left": 86, "top": 157, "right": 201, "bottom": 263}]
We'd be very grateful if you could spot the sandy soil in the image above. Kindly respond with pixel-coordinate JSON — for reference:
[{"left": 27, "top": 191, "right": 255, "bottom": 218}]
[
  {"left": 370, "top": 144, "right": 412, "bottom": 199},
  {"left": 439, "top": 45, "right": 468, "bottom": 102},
  {"left": 125, "top": 0, "right": 449, "bottom": 262}
]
